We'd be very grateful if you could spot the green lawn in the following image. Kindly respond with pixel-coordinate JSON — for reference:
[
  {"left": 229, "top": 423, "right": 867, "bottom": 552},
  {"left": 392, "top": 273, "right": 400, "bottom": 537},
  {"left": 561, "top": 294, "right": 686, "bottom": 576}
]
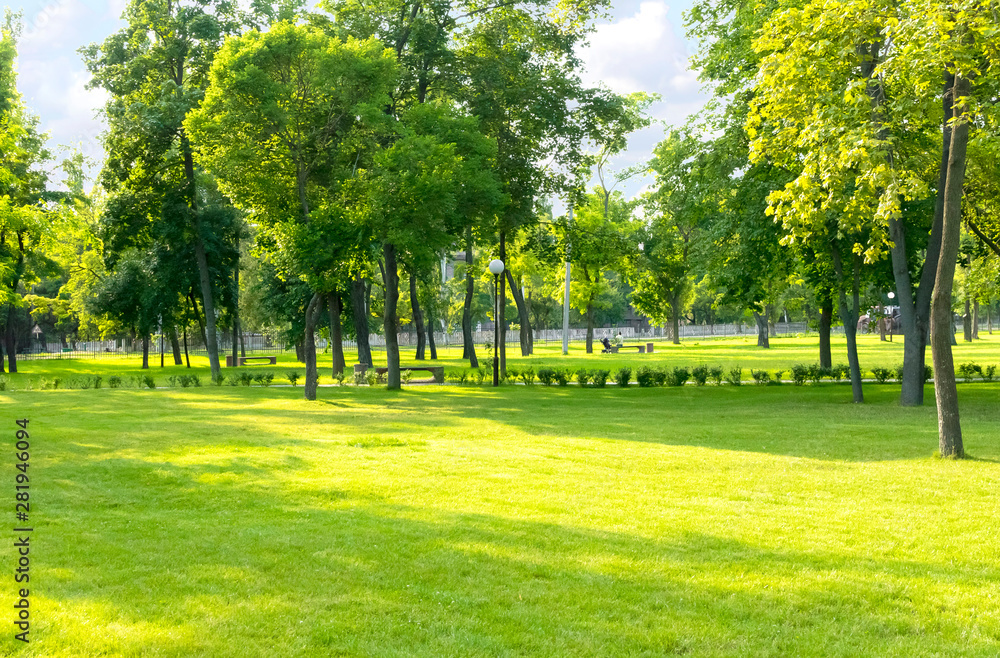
[
  {"left": 8, "top": 332, "right": 1000, "bottom": 387},
  {"left": 1, "top": 382, "right": 998, "bottom": 656}
]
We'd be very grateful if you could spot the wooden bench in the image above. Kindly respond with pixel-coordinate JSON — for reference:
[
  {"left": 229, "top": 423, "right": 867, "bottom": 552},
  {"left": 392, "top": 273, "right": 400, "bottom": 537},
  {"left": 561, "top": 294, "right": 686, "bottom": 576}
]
[
  {"left": 355, "top": 364, "right": 444, "bottom": 384},
  {"left": 609, "top": 345, "right": 645, "bottom": 354},
  {"left": 225, "top": 355, "right": 277, "bottom": 367}
]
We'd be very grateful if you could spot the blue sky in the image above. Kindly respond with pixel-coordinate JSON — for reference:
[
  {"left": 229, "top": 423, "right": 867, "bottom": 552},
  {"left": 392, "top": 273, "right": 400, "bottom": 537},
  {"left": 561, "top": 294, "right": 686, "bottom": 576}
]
[{"left": 10, "top": 0, "right": 706, "bottom": 197}]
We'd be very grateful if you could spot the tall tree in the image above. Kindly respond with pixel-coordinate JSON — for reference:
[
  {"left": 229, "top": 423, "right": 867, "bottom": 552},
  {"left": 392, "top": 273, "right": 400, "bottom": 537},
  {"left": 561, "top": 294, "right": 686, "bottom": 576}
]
[
  {"left": 187, "top": 23, "right": 398, "bottom": 399},
  {"left": 83, "top": 0, "right": 248, "bottom": 381}
]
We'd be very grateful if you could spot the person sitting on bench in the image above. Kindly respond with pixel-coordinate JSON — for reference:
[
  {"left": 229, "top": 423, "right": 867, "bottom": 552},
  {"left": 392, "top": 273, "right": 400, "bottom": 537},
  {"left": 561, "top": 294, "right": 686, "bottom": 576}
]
[
  {"left": 601, "top": 337, "right": 613, "bottom": 353},
  {"left": 614, "top": 332, "right": 623, "bottom": 347}
]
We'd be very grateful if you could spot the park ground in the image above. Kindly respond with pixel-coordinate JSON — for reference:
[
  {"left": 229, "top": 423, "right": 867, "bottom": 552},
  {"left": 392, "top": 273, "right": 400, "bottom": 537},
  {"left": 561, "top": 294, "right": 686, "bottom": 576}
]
[{"left": 0, "top": 334, "right": 997, "bottom": 656}]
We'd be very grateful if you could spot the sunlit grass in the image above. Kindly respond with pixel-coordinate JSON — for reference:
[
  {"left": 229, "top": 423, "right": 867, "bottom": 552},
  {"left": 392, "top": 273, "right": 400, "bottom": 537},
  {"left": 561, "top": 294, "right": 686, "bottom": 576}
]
[
  {"left": 8, "top": 332, "right": 1000, "bottom": 387},
  {"left": 0, "top": 384, "right": 998, "bottom": 655}
]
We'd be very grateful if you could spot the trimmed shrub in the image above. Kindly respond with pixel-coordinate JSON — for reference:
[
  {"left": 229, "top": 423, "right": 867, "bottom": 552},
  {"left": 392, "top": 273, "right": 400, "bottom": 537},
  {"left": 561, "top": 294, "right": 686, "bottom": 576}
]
[
  {"left": 537, "top": 368, "right": 556, "bottom": 386},
  {"left": 709, "top": 366, "right": 724, "bottom": 386},
  {"left": 773, "top": 370, "right": 785, "bottom": 384},
  {"left": 614, "top": 367, "right": 631, "bottom": 388},
  {"left": 635, "top": 366, "right": 656, "bottom": 387},
  {"left": 254, "top": 372, "right": 274, "bottom": 387},
  {"left": 287, "top": 371, "right": 300, "bottom": 386},
  {"left": 0, "top": 375, "right": 6, "bottom": 391},
  {"left": 553, "top": 369, "right": 570, "bottom": 386},
  {"left": 832, "top": 364, "right": 851, "bottom": 381},
  {"left": 212, "top": 372, "right": 225, "bottom": 386},
  {"left": 474, "top": 367, "right": 488, "bottom": 385},
  {"left": 957, "top": 362, "right": 982, "bottom": 381},
  {"left": 983, "top": 365, "right": 997, "bottom": 382},
  {"left": 239, "top": 371, "right": 254, "bottom": 386},
  {"left": 592, "top": 369, "right": 610, "bottom": 388},
  {"left": 791, "top": 364, "right": 809, "bottom": 386},
  {"left": 691, "top": 365, "right": 709, "bottom": 386},
  {"left": 575, "top": 369, "right": 592, "bottom": 386},
  {"left": 108, "top": 376, "right": 123, "bottom": 389},
  {"left": 751, "top": 369, "right": 771, "bottom": 386},
  {"left": 334, "top": 370, "right": 346, "bottom": 385},
  {"left": 725, "top": 366, "right": 742, "bottom": 386},
  {"left": 519, "top": 368, "right": 535, "bottom": 385},
  {"left": 653, "top": 368, "right": 668, "bottom": 386},
  {"left": 668, "top": 367, "right": 690, "bottom": 387},
  {"left": 871, "top": 367, "right": 893, "bottom": 384}
]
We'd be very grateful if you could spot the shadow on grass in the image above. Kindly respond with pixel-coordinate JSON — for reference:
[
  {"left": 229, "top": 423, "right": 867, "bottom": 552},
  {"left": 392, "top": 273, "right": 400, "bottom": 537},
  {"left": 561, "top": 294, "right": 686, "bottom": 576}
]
[
  {"left": 9, "top": 383, "right": 1000, "bottom": 463},
  {"left": 27, "top": 452, "right": 1000, "bottom": 656}
]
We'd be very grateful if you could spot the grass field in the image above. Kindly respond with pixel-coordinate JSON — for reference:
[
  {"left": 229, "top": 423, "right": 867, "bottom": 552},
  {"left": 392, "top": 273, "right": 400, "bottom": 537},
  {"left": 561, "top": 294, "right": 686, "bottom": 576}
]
[
  {"left": 8, "top": 332, "right": 1000, "bottom": 387},
  {"left": 1, "top": 375, "right": 998, "bottom": 655}
]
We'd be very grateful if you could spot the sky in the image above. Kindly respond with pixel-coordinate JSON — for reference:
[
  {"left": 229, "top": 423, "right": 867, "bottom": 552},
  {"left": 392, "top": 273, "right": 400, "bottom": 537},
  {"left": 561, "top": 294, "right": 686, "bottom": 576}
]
[{"left": 8, "top": 0, "right": 707, "bottom": 199}]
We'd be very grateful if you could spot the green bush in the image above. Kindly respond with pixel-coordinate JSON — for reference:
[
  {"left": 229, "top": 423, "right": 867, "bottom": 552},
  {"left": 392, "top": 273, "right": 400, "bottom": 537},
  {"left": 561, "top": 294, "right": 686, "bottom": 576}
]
[
  {"left": 334, "top": 370, "right": 346, "bottom": 385},
  {"left": 457, "top": 370, "right": 471, "bottom": 385},
  {"left": 93, "top": 375, "right": 103, "bottom": 389},
  {"left": 474, "top": 367, "right": 488, "bottom": 385},
  {"left": 226, "top": 373, "right": 240, "bottom": 386},
  {"left": 725, "top": 366, "right": 742, "bottom": 386},
  {"left": 773, "top": 370, "right": 785, "bottom": 384},
  {"left": 365, "top": 371, "right": 379, "bottom": 386},
  {"left": 519, "top": 368, "right": 535, "bottom": 385},
  {"left": 653, "top": 368, "right": 668, "bottom": 386},
  {"left": 212, "top": 372, "right": 225, "bottom": 386},
  {"left": 537, "top": 368, "right": 556, "bottom": 386},
  {"left": 575, "top": 369, "right": 592, "bottom": 386},
  {"left": 254, "top": 372, "right": 274, "bottom": 387},
  {"left": 614, "top": 367, "right": 631, "bottom": 388},
  {"left": 592, "top": 369, "right": 610, "bottom": 388},
  {"left": 108, "top": 375, "right": 122, "bottom": 389},
  {"left": 691, "top": 365, "right": 709, "bottom": 386},
  {"left": 924, "top": 364, "right": 933, "bottom": 382},
  {"left": 983, "top": 365, "right": 997, "bottom": 382},
  {"left": 751, "top": 369, "right": 771, "bottom": 385},
  {"left": 871, "top": 367, "right": 893, "bottom": 384},
  {"left": 832, "top": 364, "right": 851, "bottom": 381},
  {"left": 400, "top": 370, "right": 413, "bottom": 385},
  {"left": 554, "top": 369, "right": 570, "bottom": 386},
  {"left": 709, "top": 366, "right": 724, "bottom": 386},
  {"left": 791, "top": 364, "right": 809, "bottom": 386},
  {"left": 957, "top": 362, "right": 982, "bottom": 381},
  {"left": 635, "top": 366, "right": 657, "bottom": 388},
  {"left": 0, "top": 375, "right": 6, "bottom": 391},
  {"left": 668, "top": 367, "right": 690, "bottom": 387}
]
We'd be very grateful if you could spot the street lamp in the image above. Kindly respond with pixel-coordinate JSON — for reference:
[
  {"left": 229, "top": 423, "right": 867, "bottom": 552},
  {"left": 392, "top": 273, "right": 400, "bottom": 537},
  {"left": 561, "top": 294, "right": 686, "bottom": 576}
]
[
  {"left": 488, "top": 259, "right": 505, "bottom": 386},
  {"left": 887, "top": 291, "right": 896, "bottom": 342}
]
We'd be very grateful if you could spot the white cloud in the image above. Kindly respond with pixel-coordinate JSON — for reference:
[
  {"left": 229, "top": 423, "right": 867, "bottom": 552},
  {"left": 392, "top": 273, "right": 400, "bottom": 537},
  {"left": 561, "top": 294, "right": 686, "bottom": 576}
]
[{"left": 572, "top": 1, "right": 710, "bottom": 205}]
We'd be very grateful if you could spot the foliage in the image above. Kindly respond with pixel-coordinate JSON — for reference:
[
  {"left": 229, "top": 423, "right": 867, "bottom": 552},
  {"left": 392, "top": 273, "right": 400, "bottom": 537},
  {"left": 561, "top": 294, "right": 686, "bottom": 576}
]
[{"left": 726, "top": 366, "right": 742, "bottom": 386}]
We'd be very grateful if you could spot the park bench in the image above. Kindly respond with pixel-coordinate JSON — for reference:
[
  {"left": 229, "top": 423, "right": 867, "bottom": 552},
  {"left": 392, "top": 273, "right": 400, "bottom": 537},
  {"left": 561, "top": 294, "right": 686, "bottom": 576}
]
[
  {"left": 354, "top": 364, "right": 445, "bottom": 384},
  {"left": 225, "top": 355, "right": 277, "bottom": 367},
  {"left": 609, "top": 345, "right": 646, "bottom": 354}
]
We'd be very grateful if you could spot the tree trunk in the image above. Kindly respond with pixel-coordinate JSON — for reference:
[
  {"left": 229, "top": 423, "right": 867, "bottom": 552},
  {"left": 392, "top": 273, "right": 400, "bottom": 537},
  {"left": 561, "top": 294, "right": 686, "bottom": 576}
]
[
  {"left": 303, "top": 293, "right": 322, "bottom": 401},
  {"left": 183, "top": 327, "right": 190, "bottom": 368},
  {"left": 190, "top": 292, "right": 208, "bottom": 348},
  {"left": 506, "top": 269, "right": 532, "bottom": 355},
  {"left": 295, "top": 341, "right": 304, "bottom": 363},
  {"left": 585, "top": 298, "right": 595, "bottom": 354},
  {"left": 383, "top": 243, "right": 402, "bottom": 390},
  {"left": 462, "top": 233, "right": 478, "bottom": 367},
  {"left": 4, "top": 309, "right": 16, "bottom": 373},
  {"left": 833, "top": 247, "right": 864, "bottom": 403},
  {"left": 427, "top": 311, "right": 438, "bottom": 359},
  {"left": 973, "top": 300, "right": 979, "bottom": 339},
  {"left": 141, "top": 333, "right": 149, "bottom": 370},
  {"left": 897, "top": 73, "right": 953, "bottom": 407},
  {"left": 498, "top": 231, "right": 507, "bottom": 375},
  {"left": 932, "top": 72, "right": 969, "bottom": 459},
  {"left": 169, "top": 327, "right": 182, "bottom": 365},
  {"left": 350, "top": 277, "right": 372, "bottom": 367},
  {"left": 963, "top": 295, "right": 972, "bottom": 342},
  {"left": 753, "top": 311, "right": 770, "bottom": 348},
  {"left": 819, "top": 296, "right": 833, "bottom": 368},
  {"left": 409, "top": 268, "right": 426, "bottom": 360},
  {"left": 328, "top": 291, "right": 345, "bottom": 376},
  {"left": 670, "top": 292, "right": 681, "bottom": 345}
]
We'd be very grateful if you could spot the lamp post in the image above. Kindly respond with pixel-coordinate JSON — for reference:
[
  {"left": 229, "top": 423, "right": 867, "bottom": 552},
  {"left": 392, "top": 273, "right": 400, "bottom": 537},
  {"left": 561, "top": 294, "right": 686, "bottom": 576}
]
[
  {"left": 887, "top": 291, "right": 896, "bottom": 342},
  {"left": 488, "top": 259, "right": 505, "bottom": 386}
]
